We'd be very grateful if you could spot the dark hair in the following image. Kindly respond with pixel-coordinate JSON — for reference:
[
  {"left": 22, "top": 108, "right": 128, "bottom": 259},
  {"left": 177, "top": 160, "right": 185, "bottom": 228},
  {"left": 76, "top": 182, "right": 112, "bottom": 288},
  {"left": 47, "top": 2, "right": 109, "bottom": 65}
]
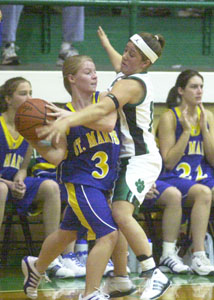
[
  {"left": 131, "top": 32, "right": 165, "bottom": 63},
  {"left": 0, "top": 77, "right": 31, "bottom": 112},
  {"left": 166, "top": 69, "right": 204, "bottom": 108}
]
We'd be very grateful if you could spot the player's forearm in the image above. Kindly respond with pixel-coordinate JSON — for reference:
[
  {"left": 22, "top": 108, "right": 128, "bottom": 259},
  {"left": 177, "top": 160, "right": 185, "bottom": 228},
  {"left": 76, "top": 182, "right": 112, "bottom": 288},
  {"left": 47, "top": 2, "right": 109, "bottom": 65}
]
[
  {"left": 0, "top": 178, "right": 13, "bottom": 188},
  {"left": 84, "top": 111, "right": 117, "bottom": 132},
  {"left": 163, "top": 131, "right": 190, "bottom": 170},
  {"left": 98, "top": 26, "right": 122, "bottom": 72},
  {"left": 30, "top": 140, "right": 66, "bottom": 166},
  {"left": 106, "top": 47, "right": 122, "bottom": 73},
  {"left": 101, "top": 41, "right": 122, "bottom": 73},
  {"left": 67, "top": 100, "right": 113, "bottom": 128},
  {"left": 14, "top": 169, "right": 27, "bottom": 182}
]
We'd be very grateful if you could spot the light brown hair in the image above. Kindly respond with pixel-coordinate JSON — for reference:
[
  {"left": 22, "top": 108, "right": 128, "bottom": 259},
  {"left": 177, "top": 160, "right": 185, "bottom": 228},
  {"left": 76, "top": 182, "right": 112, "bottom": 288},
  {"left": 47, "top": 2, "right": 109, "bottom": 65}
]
[
  {"left": 0, "top": 77, "right": 31, "bottom": 112},
  {"left": 63, "top": 55, "right": 94, "bottom": 95}
]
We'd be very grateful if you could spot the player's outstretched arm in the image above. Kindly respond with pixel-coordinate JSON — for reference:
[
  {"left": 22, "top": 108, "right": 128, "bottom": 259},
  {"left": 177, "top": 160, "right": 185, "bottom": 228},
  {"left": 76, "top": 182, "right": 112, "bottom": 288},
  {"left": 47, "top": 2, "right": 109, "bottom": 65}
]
[
  {"left": 36, "top": 95, "right": 117, "bottom": 143},
  {"left": 97, "top": 26, "right": 122, "bottom": 73},
  {"left": 45, "top": 99, "right": 116, "bottom": 133},
  {"left": 36, "top": 79, "right": 139, "bottom": 142}
]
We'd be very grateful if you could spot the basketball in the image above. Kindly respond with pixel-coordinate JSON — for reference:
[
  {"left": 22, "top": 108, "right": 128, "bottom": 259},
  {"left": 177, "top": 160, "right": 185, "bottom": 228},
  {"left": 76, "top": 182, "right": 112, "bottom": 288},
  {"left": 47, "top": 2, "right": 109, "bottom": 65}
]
[{"left": 15, "top": 98, "right": 55, "bottom": 141}]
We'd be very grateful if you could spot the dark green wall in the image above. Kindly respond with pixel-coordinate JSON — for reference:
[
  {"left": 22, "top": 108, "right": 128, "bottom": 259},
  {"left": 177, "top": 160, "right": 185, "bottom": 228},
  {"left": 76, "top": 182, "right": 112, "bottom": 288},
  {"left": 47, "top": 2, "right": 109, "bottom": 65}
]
[{"left": 2, "top": 6, "right": 214, "bottom": 71}]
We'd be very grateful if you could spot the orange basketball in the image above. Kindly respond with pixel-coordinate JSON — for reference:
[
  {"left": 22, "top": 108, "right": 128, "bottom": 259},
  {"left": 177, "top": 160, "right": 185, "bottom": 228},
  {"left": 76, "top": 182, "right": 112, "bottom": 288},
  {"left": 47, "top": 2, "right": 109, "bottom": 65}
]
[{"left": 15, "top": 98, "right": 55, "bottom": 141}]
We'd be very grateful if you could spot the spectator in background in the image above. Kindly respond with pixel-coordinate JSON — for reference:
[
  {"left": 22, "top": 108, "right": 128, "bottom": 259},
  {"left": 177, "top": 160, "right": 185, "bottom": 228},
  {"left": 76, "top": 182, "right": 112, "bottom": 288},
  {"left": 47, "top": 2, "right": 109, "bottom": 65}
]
[
  {"left": 141, "top": 7, "right": 171, "bottom": 17},
  {"left": 178, "top": 0, "right": 204, "bottom": 17},
  {"left": 0, "top": 5, "right": 84, "bottom": 66},
  {"left": 177, "top": 7, "right": 204, "bottom": 17},
  {"left": 57, "top": 6, "right": 84, "bottom": 66},
  {"left": 0, "top": 5, "right": 22, "bottom": 65}
]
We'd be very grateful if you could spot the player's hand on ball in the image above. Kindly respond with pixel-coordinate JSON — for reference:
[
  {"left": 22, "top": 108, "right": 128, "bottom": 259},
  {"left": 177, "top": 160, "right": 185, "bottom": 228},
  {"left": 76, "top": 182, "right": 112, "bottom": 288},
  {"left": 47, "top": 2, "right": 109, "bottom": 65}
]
[
  {"left": 45, "top": 103, "right": 73, "bottom": 120},
  {"left": 15, "top": 98, "right": 55, "bottom": 141},
  {"left": 36, "top": 116, "right": 70, "bottom": 144}
]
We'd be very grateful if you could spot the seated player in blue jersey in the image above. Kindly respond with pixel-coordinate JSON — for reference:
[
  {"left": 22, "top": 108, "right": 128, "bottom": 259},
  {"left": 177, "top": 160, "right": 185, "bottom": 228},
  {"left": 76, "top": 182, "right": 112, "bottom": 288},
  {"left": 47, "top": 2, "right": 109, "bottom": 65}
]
[
  {"left": 0, "top": 77, "right": 77, "bottom": 279},
  {"left": 31, "top": 154, "right": 57, "bottom": 180},
  {"left": 21, "top": 55, "right": 124, "bottom": 300},
  {"left": 157, "top": 69, "right": 214, "bottom": 276}
]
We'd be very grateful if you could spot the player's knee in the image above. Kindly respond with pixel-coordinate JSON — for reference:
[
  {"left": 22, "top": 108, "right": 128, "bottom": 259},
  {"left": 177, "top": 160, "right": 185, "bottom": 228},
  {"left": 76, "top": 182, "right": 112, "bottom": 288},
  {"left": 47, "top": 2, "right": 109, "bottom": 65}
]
[
  {"left": 40, "top": 179, "right": 60, "bottom": 197},
  {"left": 112, "top": 209, "right": 129, "bottom": 227},
  {"left": 199, "top": 186, "right": 212, "bottom": 205},
  {"left": 163, "top": 186, "right": 182, "bottom": 207},
  {"left": 0, "top": 182, "right": 9, "bottom": 201},
  {"left": 110, "top": 229, "right": 119, "bottom": 246},
  {"left": 190, "top": 184, "right": 212, "bottom": 205},
  {"left": 102, "top": 229, "right": 118, "bottom": 247}
]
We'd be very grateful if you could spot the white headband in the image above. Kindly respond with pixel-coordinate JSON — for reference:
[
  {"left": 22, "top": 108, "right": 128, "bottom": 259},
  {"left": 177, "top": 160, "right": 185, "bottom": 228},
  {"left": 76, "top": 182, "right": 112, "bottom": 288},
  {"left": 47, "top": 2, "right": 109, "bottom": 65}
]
[{"left": 130, "top": 34, "right": 158, "bottom": 63}]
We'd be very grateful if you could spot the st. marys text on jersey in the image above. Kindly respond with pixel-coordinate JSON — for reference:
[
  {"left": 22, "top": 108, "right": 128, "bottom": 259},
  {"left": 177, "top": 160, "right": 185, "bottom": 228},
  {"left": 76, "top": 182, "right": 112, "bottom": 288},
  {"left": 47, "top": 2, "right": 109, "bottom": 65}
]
[{"left": 73, "top": 130, "right": 120, "bottom": 156}]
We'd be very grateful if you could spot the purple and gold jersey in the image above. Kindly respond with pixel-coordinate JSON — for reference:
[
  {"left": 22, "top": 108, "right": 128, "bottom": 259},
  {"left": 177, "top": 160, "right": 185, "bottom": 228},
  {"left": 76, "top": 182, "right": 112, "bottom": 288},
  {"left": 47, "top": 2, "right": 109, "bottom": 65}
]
[
  {"left": 57, "top": 92, "right": 120, "bottom": 191},
  {"left": 160, "top": 106, "right": 214, "bottom": 182},
  {"left": 31, "top": 156, "right": 56, "bottom": 179},
  {"left": 0, "top": 114, "right": 29, "bottom": 180}
]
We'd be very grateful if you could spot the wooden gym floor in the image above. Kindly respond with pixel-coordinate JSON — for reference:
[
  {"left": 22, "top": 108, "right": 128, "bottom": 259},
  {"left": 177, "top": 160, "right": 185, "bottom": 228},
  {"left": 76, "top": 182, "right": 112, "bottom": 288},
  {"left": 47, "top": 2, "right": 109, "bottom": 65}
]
[{"left": 1, "top": 267, "right": 214, "bottom": 300}]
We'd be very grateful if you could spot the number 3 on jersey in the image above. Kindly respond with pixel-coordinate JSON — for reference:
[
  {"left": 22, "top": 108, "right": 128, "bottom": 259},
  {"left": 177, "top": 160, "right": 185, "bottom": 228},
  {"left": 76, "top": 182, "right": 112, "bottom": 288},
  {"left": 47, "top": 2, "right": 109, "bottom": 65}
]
[{"left": 91, "top": 151, "right": 109, "bottom": 179}]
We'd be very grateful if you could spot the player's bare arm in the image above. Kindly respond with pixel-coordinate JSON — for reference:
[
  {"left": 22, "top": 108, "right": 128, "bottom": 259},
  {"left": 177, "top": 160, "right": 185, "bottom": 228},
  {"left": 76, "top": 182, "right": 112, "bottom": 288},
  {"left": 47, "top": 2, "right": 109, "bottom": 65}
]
[
  {"left": 97, "top": 26, "right": 122, "bottom": 73},
  {"left": 37, "top": 78, "right": 143, "bottom": 142},
  {"left": 30, "top": 135, "right": 67, "bottom": 166},
  {"left": 158, "top": 111, "right": 190, "bottom": 170}
]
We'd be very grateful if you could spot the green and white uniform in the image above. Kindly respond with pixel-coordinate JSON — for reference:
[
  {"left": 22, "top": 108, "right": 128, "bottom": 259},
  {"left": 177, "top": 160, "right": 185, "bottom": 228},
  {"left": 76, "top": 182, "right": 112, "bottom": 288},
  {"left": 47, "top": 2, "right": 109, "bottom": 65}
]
[{"left": 110, "top": 72, "right": 162, "bottom": 206}]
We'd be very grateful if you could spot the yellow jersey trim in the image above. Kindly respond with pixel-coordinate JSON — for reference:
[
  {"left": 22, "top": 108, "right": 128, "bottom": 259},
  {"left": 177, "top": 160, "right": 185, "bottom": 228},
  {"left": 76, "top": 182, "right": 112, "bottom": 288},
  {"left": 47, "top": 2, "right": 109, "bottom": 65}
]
[
  {"left": 0, "top": 116, "right": 24, "bottom": 149},
  {"left": 65, "top": 182, "right": 96, "bottom": 240}
]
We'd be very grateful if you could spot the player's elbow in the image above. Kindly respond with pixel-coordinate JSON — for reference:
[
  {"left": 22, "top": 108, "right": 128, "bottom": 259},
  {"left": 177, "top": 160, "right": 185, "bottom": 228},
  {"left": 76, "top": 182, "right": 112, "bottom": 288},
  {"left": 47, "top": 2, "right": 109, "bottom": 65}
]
[
  {"left": 51, "top": 159, "right": 61, "bottom": 167},
  {"left": 41, "top": 157, "right": 60, "bottom": 167},
  {"left": 115, "top": 65, "right": 121, "bottom": 73},
  {"left": 44, "top": 152, "right": 64, "bottom": 167},
  {"left": 52, "top": 154, "right": 64, "bottom": 167}
]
